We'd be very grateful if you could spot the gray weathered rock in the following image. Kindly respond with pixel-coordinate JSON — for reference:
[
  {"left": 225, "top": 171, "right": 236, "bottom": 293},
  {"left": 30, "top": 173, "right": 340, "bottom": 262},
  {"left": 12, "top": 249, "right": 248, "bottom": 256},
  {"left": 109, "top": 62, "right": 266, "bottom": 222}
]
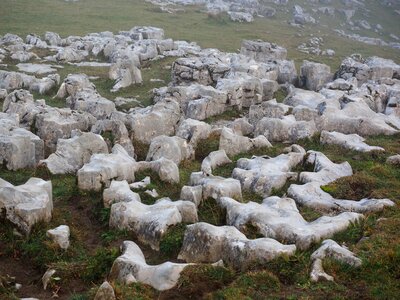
[
  {"left": 103, "top": 180, "right": 141, "bottom": 208},
  {"left": 110, "top": 199, "right": 197, "bottom": 250},
  {"left": 310, "top": 239, "right": 362, "bottom": 282},
  {"left": 178, "top": 222, "right": 296, "bottom": 270},
  {"left": 94, "top": 281, "right": 116, "bottom": 300},
  {"left": 78, "top": 145, "right": 137, "bottom": 191},
  {"left": 56, "top": 73, "right": 96, "bottom": 98},
  {"left": 126, "top": 99, "right": 181, "bottom": 144},
  {"left": 219, "top": 127, "right": 271, "bottom": 156},
  {"left": 255, "top": 115, "right": 317, "bottom": 142},
  {"left": 320, "top": 131, "right": 385, "bottom": 152},
  {"left": 300, "top": 61, "right": 332, "bottom": 91},
  {"left": 176, "top": 118, "right": 212, "bottom": 147},
  {"left": 66, "top": 89, "right": 116, "bottom": 119},
  {"left": 232, "top": 144, "right": 305, "bottom": 197},
  {"left": 109, "top": 241, "right": 189, "bottom": 290},
  {"left": 0, "top": 177, "right": 52, "bottom": 234},
  {"left": 189, "top": 172, "right": 242, "bottom": 202},
  {"left": 218, "top": 196, "right": 363, "bottom": 250},
  {"left": 46, "top": 225, "right": 70, "bottom": 250},
  {"left": 386, "top": 154, "right": 400, "bottom": 166},
  {"left": 40, "top": 131, "right": 108, "bottom": 175},
  {"left": 240, "top": 40, "right": 287, "bottom": 61},
  {"left": 0, "top": 113, "right": 44, "bottom": 170},
  {"left": 35, "top": 108, "right": 96, "bottom": 154},
  {"left": 201, "top": 150, "right": 232, "bottom": 176},
  {"left": 288, "top": 181, "right": 395, "bottom": 213},
  {"left": 146, "top": 135, "right": 194, "bottom": 165}
]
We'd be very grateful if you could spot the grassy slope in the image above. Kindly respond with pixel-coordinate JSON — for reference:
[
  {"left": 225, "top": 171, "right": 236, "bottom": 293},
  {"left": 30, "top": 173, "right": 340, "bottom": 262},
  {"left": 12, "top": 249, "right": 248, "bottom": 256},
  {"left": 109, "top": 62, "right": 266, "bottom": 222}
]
[
  {"left": 0, "top": 0, "right": 399, "bottom": 70},
  {"left": 1, "top": 133, "right": 399, "bottom": 299}
]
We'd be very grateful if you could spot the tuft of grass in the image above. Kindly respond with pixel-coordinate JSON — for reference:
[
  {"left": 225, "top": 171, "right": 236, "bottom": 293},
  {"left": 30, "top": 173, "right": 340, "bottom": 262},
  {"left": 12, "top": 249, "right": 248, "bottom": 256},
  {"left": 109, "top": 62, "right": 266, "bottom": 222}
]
[
  {"left": 198, "top": 198, "right": 226, "bottom": 226},
  {"left": 159, "top": 223, "right": 187, "bottom": 259},
  {"left": 82, "top": 247, "right": 119, "bottom": 283}
]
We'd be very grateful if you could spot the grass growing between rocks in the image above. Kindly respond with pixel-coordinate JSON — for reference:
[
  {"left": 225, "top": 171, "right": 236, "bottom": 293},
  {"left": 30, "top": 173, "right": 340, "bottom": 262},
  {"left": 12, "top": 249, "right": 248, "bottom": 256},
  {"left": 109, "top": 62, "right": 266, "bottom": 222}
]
[{"left": 1, "top": 130, "right": 399, "bottom": 299}]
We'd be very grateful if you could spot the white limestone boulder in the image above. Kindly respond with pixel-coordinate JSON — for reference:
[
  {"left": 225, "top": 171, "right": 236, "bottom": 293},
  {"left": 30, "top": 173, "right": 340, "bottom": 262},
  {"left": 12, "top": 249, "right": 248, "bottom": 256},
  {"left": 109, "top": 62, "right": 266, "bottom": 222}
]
[
  {"left": 137, "top": 158, "right": 180, "bottom": 184},
  {"left": 176, "top": 118, "right": 212, "bottom": 147},
  {"left": 248, "top": 99, "right": 290, "bottom": 125},
  {"left": 78, "top": 145, "right": 137, "bottom": 191},
  {"left": 310, "top": 239, "right": 362, "bottom": 282},
  {"left": 232, "top": 145, "right": 305, "bottom": 197},
  {"left": 103, "top": 180, "right": 141, "bottom": 208},
  {"left": 35, "top": 108, "right": 96, "bottom": 154},
  {"left": 40, "top": 131, "right": 108, "bottom": 175},
  {"left": 91, "top": 119, "right": 135, "bottom": 159},
  {"left": 299, "top": 151, "right": 353, "bottom": 185},
  {"left": 109, "top": 198, "right": 197, "bottom": 250},
  {"left": 0, "top": 177, "right": 52, "bottom": 234},
  {"left": 218, "top": 196, "right": 363, "bottom": 250},
  {"left": 201, "top": 150, "right": 232, "bottom": 176},
  {"left": 55, "top": 73, "right": 96, "bottom": 99},
  {"left": 46, "top": 225, "right": 70, "bottom": 250},
  {"left": 287, "top": 181, "right": 395, "bottom": 213},
  {"left": 178, "top": 222, "right": 296, "bottom": 270},
  {"left": 146, "top": 135, "right": 194, "bottom": 165},
  {"left": 189, "top": 172, "right": 242, "bottom": 202},
  {"left": 126, "top": 99, "right": 181, "bottom": 144},
  {"left": 0, "top": 114, "right": 44, "bottom": 170},
  {"left": 109, "top": 241, "right": 189, "bottom": 290},
  {"left": 300, "top": 61, "right": 332, "bottom": 92},
  {"left": 219, "top": 127, "right": 271, "bottom": 157},
  {"left": 255, "top": 115, "right": 317, "bottom": 142},
  {"left": 66, "top": 89, "right": 116, "bottom": 119},
  {"left": 320, "top": 131, "right": 385, "bottom": 152}
]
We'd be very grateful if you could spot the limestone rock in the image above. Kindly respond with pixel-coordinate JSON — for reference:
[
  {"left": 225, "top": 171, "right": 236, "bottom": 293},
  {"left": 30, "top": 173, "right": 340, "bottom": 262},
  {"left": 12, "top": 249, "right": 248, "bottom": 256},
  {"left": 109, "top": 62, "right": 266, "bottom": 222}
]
[
  {"left": 255, "top": 115, "right": 317, "bottom": 142},
  {"left": 240, "top": 40, "right": 287, "bottom": 61},
  {"left": 40, "top": 131, "right": 108, "bottom": 175},
  {"left": 0, "top": 177, "right": 52, "bottom": 234},
  {"left": 109, "top": 199, "right": 197, "bottom": 250},
  {"left": 299, "top": 151, "right": 353, "bottom": 184},
  {"left": 0, "top": 114, "right": 44, "bottom": 170},
  {"left": 248, "top": 99, "right": 290, "bottom": 125},
  {"left": 78, "top": 145, "right": 137, "bottom": 191},
  {"left": 219, "top": 127, "right": 271, "bottom": 156},
  {"left": 386, "top": 154, "right": 400, "bottom": 166},
  {"left": 109, "top": 241, "right": 189, "bottom": 290},
  {"left": 190, "top": 172, "right": 242, "bottom": 202},
  {"left": 178, "top": 222, "right": 296, "bottom": 270},
  {"left": 66, "top": 89, "right": 116, "bottom": 119},
  {"left": 218, "top": 196, "right": 363, "bottom": 250},
  {"left": 94, "top": 281, "right": 116, "bottom": 300},
  {"left": 232, "top": 145, "right": 305, "bottom": 197},
  {"left": 103, "top": 180, "right": 141, "bottom": 208},
  {"left": 288, "top": 181, "right": 395, "bottom": 213},
  {"left": 35, "top": 108, "right": 96, "bottom": 154},
  {"left": 300, "top": 60, "right": 332, "bottom": 92},
  {"left": 91, "top": 119, "right": 135, "bottom": 158},
  {"left": 146, "top": 135, "right": 194, "bottom": 165},
  {"left": 176, "top": 118, "right": 212, "bottom": 147},
  {"left": 137, "top": 158, "right": 180, "bottom": 184},
  {"left": 56, "top": 73, "right": 96, "bottom": 99},
  {"left": 46, "top": 225, "right": 70, "bottom": 250},
  {"left": 126, "top": 99, "right": 181, "bottom": 144},
  {"left": 201, "top": 150, "right": 232, "bottom": 176},
  {"left": 310, "top": 239, "right": 362, "bottom": 282},
  {"left": 320, "top": 131, "right": 385, "bottom": 152}
]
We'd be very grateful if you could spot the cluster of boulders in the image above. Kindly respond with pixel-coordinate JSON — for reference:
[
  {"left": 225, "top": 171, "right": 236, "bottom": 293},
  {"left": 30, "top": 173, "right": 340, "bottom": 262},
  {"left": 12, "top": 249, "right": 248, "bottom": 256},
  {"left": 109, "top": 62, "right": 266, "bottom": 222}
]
[{"left": 1, "top": 25, "right": 399, "bottom": 297}]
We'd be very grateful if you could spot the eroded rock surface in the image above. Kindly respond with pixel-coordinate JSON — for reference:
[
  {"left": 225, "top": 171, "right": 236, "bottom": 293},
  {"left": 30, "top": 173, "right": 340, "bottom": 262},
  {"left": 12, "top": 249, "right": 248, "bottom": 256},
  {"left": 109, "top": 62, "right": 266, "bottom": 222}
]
[{"left": 0, "top": 177, "right": 53, "bottom": 234}]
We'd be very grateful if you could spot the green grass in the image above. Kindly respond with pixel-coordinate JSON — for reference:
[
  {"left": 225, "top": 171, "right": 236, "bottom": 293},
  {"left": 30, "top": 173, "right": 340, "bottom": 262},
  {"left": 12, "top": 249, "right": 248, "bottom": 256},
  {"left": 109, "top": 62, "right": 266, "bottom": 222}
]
[{"left": 0, "top": 0, "right": 399, "bottom": 73}]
